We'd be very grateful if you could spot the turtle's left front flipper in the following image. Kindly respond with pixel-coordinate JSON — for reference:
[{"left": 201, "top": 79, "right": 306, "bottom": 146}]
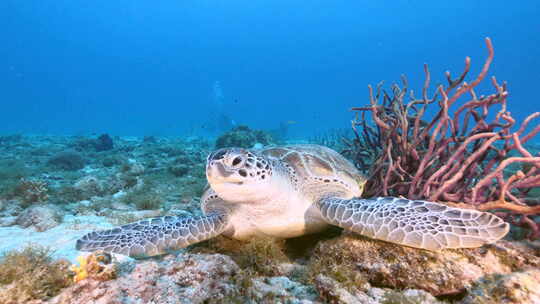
[
  {"left": 316, "top": 197, "right": 509, "bottom": 250},
  {"left": 76, "top": 213, "right": 228, "bottom": 258}
]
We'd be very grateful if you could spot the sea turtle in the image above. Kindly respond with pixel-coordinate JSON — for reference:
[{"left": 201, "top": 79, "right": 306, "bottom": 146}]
[{"left": 77, "top": 144, "right": 509, "bottom": 257}]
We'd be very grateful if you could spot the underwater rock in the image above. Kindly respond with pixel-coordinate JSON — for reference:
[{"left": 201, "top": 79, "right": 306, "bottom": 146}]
[
  {"left": 314, "top": 273, "right": 444, "bottom": 304},
  {"left": 0, "top": 216, "right": 17, "bottom": 227},
  {"left": 47, "top": 152, "right": 86, "bottom": 171},
  {"left": 310, "top": 231, "right": 540, "bottom": 297},
  {"left": 215, "top": 125, "right": 273, "bottom": 149},
  {"left": 73, "top": 176, "right": 105, "bottom": 198},
  {"left": 125, "top": 160, "right": 145, "bottom": 175},
  {"left": 95, "top": 134, "right": 114, "bottom": 152},
  {"left": 378, "top": 288, "right": 443, "bottom": 304},
  {"left": 462, "top": 268, "right": 540, "bottom": 304},
  {"left": 71, "top": 134, "right": 114, "bottom": 152},
  {"left": 313, "top": 274, "right": 374, "bottom": 304},
  {"left": 0, "top": 200, "right": 22, "bottom": 219},
  {"left": 166, "top": 254, "right": 240, "bottom": 301},
  {"left": 168, "top": 164, "right": 189, "bottom": 177},
  {"left": 49, "top": 253, "right": 240, "bottom": 304},
  {"left": 109, "top": 200, "right": 132, "bottom": 211},
  {"left": 16, "top": 205, "right": 63, "bottom": 232},
  {"left": 249, "top": 276, "right": 318, "bottom": 303}
]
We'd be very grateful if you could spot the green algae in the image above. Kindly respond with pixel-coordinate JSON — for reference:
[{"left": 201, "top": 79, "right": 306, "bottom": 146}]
[
  {"left": 195, "top": 235, "right": 290, "bottom": 277},
  {"left": 0, "top": 244, "right": 72, "bottom": 302}
]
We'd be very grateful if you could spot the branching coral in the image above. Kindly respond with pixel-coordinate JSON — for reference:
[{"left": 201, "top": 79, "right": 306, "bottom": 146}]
[{"left": 344, "top": 38, "right": 540, "bottom": 238}]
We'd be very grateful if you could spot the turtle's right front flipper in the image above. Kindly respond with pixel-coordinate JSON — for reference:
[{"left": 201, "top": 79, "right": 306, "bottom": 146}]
[
  {"left": 76, "top": 213, "right": 228, "bottom": 258},
  {"left": 316, "top": 197, "right": 509, "bottom": 250}
]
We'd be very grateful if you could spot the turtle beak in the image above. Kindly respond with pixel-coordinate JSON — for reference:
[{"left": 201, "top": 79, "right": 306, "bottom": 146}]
[
  {"left": 207, "top": 161, "right": 231, "bottom": 179},
  {"left": 207, "top": 149, "right": 231, "bottom": 180}
]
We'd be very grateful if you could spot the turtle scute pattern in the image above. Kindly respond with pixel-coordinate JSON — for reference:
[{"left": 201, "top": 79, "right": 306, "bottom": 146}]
[
  {"left": 76, "top": 214, "right": 228, "bottom": 258},
  {"left": 262, "top": 144, "right": 366, "bottom": 198},
  {"left": 317, "top": 197, "right": 509, "bottom": 251}
]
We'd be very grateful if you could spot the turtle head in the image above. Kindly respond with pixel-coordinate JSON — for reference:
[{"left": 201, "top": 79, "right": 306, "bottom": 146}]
[{"left": 206, "top": 148, "right": 273, "bottom": 202}]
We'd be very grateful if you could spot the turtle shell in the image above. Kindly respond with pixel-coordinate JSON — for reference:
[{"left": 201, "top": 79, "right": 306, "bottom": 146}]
[{"left": 262, "top": 144, "right": 366, "bottom": 200}]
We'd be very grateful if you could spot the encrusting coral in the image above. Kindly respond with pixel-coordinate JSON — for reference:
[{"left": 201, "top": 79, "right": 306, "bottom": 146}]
[
  {"left": 345, "top": 38, "right": 540, "bottom": 238},
  {"left": 215, "top": 125, "right": 274, "bottom": 149},
  {"left": 69, "top": 250, "right": 117, "bottom": 283}
]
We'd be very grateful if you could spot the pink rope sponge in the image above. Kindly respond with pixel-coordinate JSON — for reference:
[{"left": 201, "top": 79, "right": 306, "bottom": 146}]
[{"left": 344, "top": 38, "right": 540, "bottom": 239}]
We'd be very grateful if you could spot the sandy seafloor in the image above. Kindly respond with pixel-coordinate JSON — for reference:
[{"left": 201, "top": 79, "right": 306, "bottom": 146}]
[
  {"left": 0, "top": 134, "right": 216, "bottom": 261},
  {"left": 0, "top": 215, "right": 131, "bottom": 263}
]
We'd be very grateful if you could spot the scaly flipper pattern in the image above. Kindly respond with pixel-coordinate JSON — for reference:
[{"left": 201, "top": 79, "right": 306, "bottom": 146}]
[
  {"left": 317, "top": 197, "right": 509, "bottom": 250},
  {"left": 76, "top": 213, "right": 228, "bottom": 258}
]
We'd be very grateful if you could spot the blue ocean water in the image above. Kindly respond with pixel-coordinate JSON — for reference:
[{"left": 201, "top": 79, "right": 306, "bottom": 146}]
[{"left": 1, "top": 1, "right": 539, "bottom": 138}]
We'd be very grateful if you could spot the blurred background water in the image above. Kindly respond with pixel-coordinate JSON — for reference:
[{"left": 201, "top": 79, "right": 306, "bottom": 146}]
[{"left": 1, "top": 0, "right": 538, "bottom": 138}]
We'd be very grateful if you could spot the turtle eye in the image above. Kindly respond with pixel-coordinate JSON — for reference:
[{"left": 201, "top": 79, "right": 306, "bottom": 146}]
[
  {"left": 209, "top": 149, "right": 227, "bottom": 161},
  {"left": 232, "top": 156, "right": 243, "bottom": 167}
]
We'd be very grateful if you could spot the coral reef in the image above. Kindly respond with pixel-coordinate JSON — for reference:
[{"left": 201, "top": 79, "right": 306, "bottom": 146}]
[
  {"left": 47, "top": 152, "right": 86, "bottom": 171},
  {"left": 215, "top": 125, "right": 274, "bottom": 149},
  {"left": 309, "top": 231, "right": 540, "bottom": 297},
  {"left": 14, "top": 178, "right": 49, "bottom": 206},
  {"left": 248, "top": 276, "right": 318, "bottom": 302},
  {"left": 0, "top": 80, "right": 538, "bottom": 303},
  {"left": 168, "top": 152, "right": 198, "bottom": 177},
  {"left": 72, "top": 175, "right": 106, "bottom": 199},
  {"left": 0, "top": 159, "right": 33, "bottom": 199},
  {"left": 462, "top": 268, "right": 540, "bottom": 304},
  {"left": 120, "top": 178, "right": 164, "bottom": 210},
  {"left": 345, "top": 38, "right": 540, "bottom": 238},
  {"left": 95, "top": 134, "right": 114, "bottom": 152},
  {"left": 71, "top": 134, "right": 114, "bottom": 152},
  {"left": 313, "top": 274, "right": 443, "bottom": 304},
  {"left": 195, "top": 236, "right": 291, "bottom": 277},
  {"left": 51, "top": 253, "right": 241, "bottom": 303},
  {"left": 0, "top": 134, "right": 23, "bottom": 145},
  {"left": 39, "top": 235, "right": 540, "bottom": 303}
]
